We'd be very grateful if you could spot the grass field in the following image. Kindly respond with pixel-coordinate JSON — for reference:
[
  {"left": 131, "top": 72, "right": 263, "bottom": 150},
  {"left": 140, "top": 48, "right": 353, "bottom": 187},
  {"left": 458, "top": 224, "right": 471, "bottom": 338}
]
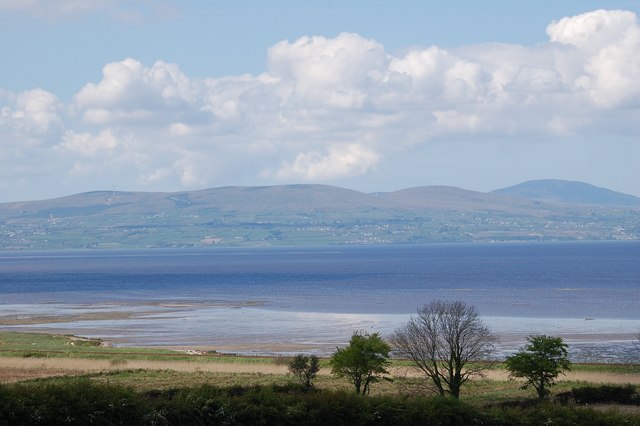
[
  {"left": 1, "top": 331, "right": 639, "bottom": 396},
  {"left": 1, "top": 331, "right": 640, "bottom": 424}
]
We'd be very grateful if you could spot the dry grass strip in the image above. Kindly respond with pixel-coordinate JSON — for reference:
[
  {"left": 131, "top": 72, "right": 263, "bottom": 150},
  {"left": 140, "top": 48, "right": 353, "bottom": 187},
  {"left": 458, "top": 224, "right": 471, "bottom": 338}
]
[{"left": 1, "top": 357, "right": 639, "bottom": 385}]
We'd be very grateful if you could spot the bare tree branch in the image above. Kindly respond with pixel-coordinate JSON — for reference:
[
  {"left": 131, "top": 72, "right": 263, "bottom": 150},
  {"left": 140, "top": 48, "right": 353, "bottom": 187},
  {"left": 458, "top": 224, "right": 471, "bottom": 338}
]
[{"left": 391, "top": 300, "right": 496, "bottom": 398}]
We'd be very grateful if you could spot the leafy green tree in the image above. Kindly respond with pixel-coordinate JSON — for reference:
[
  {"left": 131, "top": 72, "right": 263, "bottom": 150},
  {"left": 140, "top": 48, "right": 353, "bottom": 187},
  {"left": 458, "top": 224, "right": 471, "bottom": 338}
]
[
  {"left": 288, "top": 354, "right": 320, "bottom": 387},
  {"left": 391, "top": 300, "right": 496, "bottom": 398},
  {"left": 329, "top": 331, "right": 391, "bottom": 396},
  {"left": 505, "top": 335, "right": 571, "bottom": 399}
]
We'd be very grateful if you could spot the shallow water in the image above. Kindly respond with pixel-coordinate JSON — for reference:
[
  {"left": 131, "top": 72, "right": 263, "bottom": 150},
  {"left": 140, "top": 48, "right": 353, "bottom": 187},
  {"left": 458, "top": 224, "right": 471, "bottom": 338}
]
[{"left": 1, "top": 242, "right": 639, "bottom": 361}]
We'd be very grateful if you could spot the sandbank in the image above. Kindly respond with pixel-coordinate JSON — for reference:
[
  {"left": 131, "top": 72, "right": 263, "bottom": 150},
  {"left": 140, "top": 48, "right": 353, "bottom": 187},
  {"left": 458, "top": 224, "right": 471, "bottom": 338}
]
[{"left": 2, "top": 301, "right": 639, "bottom": 362}]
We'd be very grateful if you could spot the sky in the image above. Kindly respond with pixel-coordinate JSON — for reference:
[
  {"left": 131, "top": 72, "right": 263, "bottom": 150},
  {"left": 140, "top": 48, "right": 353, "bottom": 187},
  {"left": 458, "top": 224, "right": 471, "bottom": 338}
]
[{"left": 1, "top": 1, "right": 640, "bottom": 202}]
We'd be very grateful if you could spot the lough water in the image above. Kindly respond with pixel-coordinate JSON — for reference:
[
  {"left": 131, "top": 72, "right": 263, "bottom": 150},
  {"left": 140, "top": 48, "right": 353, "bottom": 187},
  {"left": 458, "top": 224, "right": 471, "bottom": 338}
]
[{"left": 1, "top": 242, "right": 639, "bottom": 361}]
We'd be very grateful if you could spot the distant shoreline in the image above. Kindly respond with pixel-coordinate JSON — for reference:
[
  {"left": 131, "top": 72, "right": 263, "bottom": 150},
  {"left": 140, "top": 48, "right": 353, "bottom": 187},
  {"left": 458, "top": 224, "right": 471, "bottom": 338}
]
[
  {"left": 2, "top": 303, "right": 639, "bottom": 362},
  {"left": 2, "top": 243, "right": 638, "bottom": 363}
]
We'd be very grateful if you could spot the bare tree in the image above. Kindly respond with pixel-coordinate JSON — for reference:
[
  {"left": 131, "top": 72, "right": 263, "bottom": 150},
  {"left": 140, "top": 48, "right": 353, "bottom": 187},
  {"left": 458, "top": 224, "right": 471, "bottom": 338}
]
[{"left": 391, "top": 300, "right": 496, "bottom": 398}]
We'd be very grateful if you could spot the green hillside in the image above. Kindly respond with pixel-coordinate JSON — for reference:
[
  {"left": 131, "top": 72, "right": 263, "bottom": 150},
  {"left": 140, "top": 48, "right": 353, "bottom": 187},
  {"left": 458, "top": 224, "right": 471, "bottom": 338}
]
[
  {"left": 1, "top": 182, "right": 638, "bottom": 249},
  {"left": 493, "top": 179, "right": 640, "bottom": 207}
]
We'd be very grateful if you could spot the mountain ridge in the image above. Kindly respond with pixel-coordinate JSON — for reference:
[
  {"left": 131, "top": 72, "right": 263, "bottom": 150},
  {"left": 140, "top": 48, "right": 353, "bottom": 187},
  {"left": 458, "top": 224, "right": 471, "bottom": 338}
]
[
  {"left": 1, "top": 180, "right": 638, "bottom": 249},
  {"left": 4, "top": 179, "right": 638, "bottom": 209},
  {"left": 492, "top": 179, "right": 640, "bottom": 207}
]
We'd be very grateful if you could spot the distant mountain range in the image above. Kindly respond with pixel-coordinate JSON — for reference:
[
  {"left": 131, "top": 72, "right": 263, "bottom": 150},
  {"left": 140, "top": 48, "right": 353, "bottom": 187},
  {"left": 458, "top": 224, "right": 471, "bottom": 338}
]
[
  {"left": 493, "top": 179, "right": 640, "bottom": 207},
  {"left": 1, "top": 180, "right": 638, "bottom": 249}
]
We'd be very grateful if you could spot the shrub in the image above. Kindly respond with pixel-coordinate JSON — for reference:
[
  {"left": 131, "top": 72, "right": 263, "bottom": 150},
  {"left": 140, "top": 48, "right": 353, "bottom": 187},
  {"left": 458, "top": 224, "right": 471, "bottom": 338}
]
[
  {"left": 330, "top": 331, "right": 391, "bottom": 396},
  {"left": 288, "top": 354, "right": 320, "bottom": 387},
  {"left": 0, "top": 379, "right": 147, "bottom": 425},
  {"left": 1, "top": 380, "right": 639, "bottom": 425},
  {"left": 571, "top": 384, "right": 639, "bottom": 405},
  {"left": 504, "top": 335, "right": 571, "bottom": 400},
  {"left": 21, "top": 352, "right": 48, "bottom": 358},
  {"left": 487, "top": 402, "right": 640, "bottom": 426}
]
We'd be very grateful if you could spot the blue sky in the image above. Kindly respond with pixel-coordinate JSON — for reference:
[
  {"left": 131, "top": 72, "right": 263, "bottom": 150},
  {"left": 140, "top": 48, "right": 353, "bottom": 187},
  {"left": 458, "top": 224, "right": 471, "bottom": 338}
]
[{"left": 1, "top": 1, "right": 640, "bottom": 201}]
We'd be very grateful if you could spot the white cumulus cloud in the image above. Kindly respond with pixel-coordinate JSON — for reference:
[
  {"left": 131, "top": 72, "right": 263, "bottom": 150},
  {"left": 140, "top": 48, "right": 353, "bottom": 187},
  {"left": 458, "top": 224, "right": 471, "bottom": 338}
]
[
  {"left": 267, "top": 32, "right": 388, "bottom": 108},
  {"left": 3, "top": 8, "right": 640, "bottom": 200},
  {"left": 58, "top": 129, "right": 120, "bottom": 156},
  {"left": 74, "top": 59, "right": 195, "bottom": 125},
  {"left": 271, "top": 144, "right": 380, "bottom": 181},
  {"left": 547, "top": 9, "right": 640, "bottom": 107},
  {"left": 1, "top": 89, "right": 60, "bottom": 137},
  {"left": 547, "top": 9, "right": 637, "bottom": 51}
]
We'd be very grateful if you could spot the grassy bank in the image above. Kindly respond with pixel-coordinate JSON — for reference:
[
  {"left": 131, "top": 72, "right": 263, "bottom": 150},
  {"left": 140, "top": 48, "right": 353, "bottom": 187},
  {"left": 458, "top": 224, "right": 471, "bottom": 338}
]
[
  {"left": 0, "top": 331, "right": 280, "bottom": 364},
  {"left": 1, "top": 332, "right": 640, "bottom": 424},
  {"left": 1, "top": 331, "right": 639, "bottom": 398},
  {"left": 2, "top": 331, "right": 639, "bottom": 372}
]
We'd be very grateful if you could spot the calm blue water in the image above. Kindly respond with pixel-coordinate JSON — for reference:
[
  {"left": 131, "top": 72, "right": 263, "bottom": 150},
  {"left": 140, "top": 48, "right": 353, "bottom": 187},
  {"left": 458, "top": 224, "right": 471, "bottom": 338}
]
[
  {"left": 1, "top": 241, "right": 639, "bottom": 319},
  {"left": 1, "top": 242, "right": 639, "bottom": 360}
]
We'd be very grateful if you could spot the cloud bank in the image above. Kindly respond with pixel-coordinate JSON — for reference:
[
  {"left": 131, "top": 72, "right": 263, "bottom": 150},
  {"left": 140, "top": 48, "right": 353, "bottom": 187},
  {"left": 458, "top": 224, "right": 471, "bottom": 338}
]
[
  {"left": 1, "top": 9, "right": 639, "bottom": 200},
  {"left": 0, "top": 0, "right": 179, "bottom": 21}
]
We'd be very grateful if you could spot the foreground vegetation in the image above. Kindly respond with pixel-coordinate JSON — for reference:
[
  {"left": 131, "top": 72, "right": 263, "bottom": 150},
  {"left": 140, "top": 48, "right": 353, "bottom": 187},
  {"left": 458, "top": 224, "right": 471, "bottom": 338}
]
[
  {"left": 1, "top": 379, "right": 639, "bottom": 425},
  {"left": 1, "top": 332, "right": 639, "bottom": 424}
]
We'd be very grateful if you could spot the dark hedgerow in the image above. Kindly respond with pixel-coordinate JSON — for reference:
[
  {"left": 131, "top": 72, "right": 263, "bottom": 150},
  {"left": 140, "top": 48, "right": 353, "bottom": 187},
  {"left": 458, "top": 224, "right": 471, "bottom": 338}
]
[
  {"left": 1, "top": 380, "right": 639, "bottom": 425},
  {"left": 486, "top": 402, "right": 640, "bottom": 426},
  {"left": 0, "top": 381, "right": 488, "bottom": 426},
  {"left": 570, "top": 384, "right": 639, "bottom": 405},
  {"left": 0, "top": 379, "right": 147, "bottom": 426}
]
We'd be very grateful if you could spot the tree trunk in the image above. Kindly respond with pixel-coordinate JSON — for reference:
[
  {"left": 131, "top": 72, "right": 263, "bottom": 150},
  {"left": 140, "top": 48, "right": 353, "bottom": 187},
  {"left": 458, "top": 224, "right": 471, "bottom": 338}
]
[{"left": 536, "top": 380, "right": 546, "bottom": 400}]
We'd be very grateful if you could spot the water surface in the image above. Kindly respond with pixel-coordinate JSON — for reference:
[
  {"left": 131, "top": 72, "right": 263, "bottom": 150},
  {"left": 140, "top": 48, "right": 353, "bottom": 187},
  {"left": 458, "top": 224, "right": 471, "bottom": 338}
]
[{"left": 1, "top": 242, "right": 639, "bottom": 361}]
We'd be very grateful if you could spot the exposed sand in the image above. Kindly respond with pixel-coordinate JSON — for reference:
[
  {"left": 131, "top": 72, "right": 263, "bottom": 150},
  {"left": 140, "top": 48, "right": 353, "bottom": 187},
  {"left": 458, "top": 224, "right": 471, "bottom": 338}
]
[
  {"left": 3, "top": 301, "right": 639, "bottom": 363},
  {"left": 0, "top": 311, "right": 147, "bottom": 326},
  {"left": 0, "top": 301, "right": 264, "bottom": 326}
]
